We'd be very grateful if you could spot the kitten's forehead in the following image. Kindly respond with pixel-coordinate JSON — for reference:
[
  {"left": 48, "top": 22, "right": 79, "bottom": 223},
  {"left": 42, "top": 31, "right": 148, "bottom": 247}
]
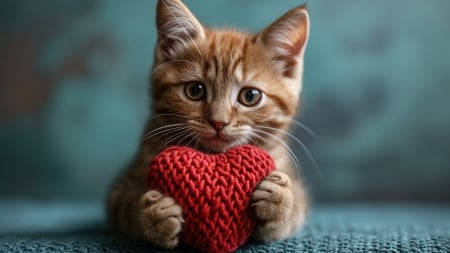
[
  {"left": 196, "top": 30, "right": 284, "bottom": 91},
  {"left": 205, "top": 31, "right": 248, "bottom": 56},
  {"left": 201, "top": 31, "right": 253, "bottom": 83}
]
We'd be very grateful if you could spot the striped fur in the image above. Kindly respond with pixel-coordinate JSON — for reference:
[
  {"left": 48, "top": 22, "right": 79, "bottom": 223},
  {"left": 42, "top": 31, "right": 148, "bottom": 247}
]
[{"left": 108, "top": 0, "right": 310, "bottom": 248}]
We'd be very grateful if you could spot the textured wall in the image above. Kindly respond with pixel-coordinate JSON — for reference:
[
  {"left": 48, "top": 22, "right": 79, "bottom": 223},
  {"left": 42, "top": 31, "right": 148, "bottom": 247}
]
[{"left": 1, "top": 0, "right": 449, "bottom": 202}]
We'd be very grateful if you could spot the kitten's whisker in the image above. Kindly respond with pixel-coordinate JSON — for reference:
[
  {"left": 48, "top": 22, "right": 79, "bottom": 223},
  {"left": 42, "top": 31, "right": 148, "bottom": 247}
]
[
  {"left": 288, "top": 118, "right": 322, "bottom": 140},
  {"left": 142, "top": 123, "right": 184, "bottom": 139},
  {"left": 193, "top": 133, "right": 201, "bottom": 150},
  {"left": 249, "top": 132, "right": 303, "bottom": 179},
  {"left": 146, "top": 126, "right": 188, "bottom": 144},
  {"left": 185, "top": 132, "right": 201, "bottom": 148},
  {"left": 142, "top": 124, "right": 186, "bottom": 142},
  {"left": 163, "top": 128, "right": 192, "bottom": 145},
  {"left": 250, "top": 130, "right": 303, "bottom": 179},
  {"left": 154, "top": 127, "right": 193, "bottom": 151},
  {"left": 257, "top": 125, "right": 322, "bottom": 177},
  {"left": 175, "top": 127, "right": 198, "bottom": 147}
]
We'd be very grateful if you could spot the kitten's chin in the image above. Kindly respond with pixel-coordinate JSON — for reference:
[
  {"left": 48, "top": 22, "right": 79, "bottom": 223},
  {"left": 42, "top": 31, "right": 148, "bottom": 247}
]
[{"left": 199, "top": 136, "right": 243, "bottom": 153}]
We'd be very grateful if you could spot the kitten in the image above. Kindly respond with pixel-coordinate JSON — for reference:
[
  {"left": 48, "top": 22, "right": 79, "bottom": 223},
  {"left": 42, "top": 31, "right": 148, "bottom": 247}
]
[{"left": 108, "top": 0, "right": 310, "bottom": 248}]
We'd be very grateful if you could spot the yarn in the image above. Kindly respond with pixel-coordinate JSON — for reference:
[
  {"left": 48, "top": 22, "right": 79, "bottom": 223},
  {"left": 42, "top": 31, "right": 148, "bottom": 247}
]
[{"left": 148, "top": 145, "right": 275, "bottom": 253}]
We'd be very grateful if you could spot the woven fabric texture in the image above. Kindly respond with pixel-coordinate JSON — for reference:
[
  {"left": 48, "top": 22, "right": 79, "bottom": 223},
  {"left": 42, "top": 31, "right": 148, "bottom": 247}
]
[
  {"left": 148, "top": 145, "right": 275, "bottom": 253},
  {"left": 1, "top": 202, "right": 449, "bottom": 253}
]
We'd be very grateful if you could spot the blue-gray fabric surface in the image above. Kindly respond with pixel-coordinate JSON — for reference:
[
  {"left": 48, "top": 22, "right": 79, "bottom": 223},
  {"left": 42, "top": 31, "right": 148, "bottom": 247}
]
[{"left": 1, "top": 201, "right": 449, "bottom": 252}]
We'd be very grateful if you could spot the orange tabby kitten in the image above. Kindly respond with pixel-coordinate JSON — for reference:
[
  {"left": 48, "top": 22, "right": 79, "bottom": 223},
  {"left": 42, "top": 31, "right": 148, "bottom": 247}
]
[{"left": 108, "top": 0, "right": 310, "bottom": 248}]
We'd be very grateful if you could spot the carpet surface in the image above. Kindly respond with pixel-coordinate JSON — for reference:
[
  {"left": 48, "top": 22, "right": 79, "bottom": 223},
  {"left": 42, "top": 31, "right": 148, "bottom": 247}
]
[{"left": 0, "top": 200, "right": 449, "bottom": 252}]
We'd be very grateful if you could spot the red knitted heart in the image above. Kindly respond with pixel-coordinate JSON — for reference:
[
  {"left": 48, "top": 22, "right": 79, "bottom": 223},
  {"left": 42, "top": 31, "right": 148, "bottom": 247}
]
[{"left": 148, "top": 145, "right": 275, "bottom": 253}]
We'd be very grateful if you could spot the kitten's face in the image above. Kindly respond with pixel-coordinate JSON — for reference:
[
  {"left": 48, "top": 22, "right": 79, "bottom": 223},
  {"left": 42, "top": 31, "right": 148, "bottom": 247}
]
[{"left": 150, "top": 0, "right": 309, "bottom": 153}]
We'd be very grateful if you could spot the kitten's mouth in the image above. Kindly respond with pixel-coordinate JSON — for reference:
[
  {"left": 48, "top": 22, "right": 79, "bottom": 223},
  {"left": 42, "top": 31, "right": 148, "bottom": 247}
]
[{"left": 200, "top": 134, "right": 240, "bottom": 153}]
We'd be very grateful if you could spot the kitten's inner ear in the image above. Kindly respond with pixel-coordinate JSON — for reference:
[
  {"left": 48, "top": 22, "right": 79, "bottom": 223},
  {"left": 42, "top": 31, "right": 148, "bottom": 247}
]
[
  {"left": 156, "top": 0, "right": 205, "bottom": 53},
  {"left": 258, "top": 6, "right": 310, "bottom": 78}
]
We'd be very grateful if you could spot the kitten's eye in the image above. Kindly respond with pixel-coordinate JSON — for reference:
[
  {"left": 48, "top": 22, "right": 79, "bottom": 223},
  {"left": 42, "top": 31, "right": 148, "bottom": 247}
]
[
  {"left": 238, "top": 87, "right": 262, "bottom": 106},
  {"left": 184, "top": 81, "right": 206, "bottom": 101}
]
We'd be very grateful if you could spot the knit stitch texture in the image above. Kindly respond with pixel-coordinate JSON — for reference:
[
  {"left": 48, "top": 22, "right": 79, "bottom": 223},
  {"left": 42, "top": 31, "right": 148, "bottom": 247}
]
[{"left": 148, "top": 145, "right": 275, "bottom": 253}]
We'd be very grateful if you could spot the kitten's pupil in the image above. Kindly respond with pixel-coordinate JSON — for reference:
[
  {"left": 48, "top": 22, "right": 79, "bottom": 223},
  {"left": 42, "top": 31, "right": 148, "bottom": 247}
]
[
  {"left": 239, "top": 88, "right": 262, "bottom": 106},
  {"left": 185, "top": 82, "right": 206, "bottom": 101},
  {"left": 245, "top": 90, "right": 256, "bottom": 101}
]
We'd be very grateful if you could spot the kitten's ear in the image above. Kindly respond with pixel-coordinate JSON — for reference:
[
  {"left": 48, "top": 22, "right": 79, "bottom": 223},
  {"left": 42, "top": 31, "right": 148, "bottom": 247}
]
[
  {"left": 258, "top": 6, "right": 310, "bottom": 78},
  {"left": 156, "top": 0, "right": 205, "bottom": 54}
]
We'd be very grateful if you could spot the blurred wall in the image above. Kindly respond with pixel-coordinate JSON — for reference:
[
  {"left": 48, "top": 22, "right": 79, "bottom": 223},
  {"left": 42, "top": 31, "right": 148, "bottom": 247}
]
[{"left": 0, "top": 0, "right": 449, "bottom": 202}]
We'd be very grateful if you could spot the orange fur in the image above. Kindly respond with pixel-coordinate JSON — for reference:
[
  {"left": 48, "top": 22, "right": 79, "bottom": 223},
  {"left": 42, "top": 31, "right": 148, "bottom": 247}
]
[{"left": 108, "top": 0, "right": 310, "bottom": 247}]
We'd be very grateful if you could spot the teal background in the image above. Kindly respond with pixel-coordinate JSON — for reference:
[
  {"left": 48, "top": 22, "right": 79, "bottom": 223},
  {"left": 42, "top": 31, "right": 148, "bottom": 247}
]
[{"left": 1, "top": 0, "right": 449, "bottom": 203}]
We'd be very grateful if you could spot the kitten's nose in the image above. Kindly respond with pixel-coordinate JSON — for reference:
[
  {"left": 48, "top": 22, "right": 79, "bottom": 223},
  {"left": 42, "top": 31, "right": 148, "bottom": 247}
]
[{"left": 209, "top": 120, "right": 229, "bottom": 133}]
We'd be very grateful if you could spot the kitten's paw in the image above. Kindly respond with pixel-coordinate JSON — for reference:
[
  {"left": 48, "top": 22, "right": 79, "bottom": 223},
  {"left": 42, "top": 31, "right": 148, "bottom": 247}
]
[
  {"left": 251, "top": 171, "right": 294, "bottom": 241},
  {"left": 139, "top": 190, "right": 183, "bottom": 248}
]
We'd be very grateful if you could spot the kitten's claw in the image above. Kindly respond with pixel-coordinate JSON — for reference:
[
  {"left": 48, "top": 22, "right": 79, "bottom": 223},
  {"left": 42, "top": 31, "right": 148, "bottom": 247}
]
[
  {"left": 139, "top": 190, "right": 183, "bottom": 248},
  {"left": 251, "top": 171, "right": 294, "bottom": 241}
]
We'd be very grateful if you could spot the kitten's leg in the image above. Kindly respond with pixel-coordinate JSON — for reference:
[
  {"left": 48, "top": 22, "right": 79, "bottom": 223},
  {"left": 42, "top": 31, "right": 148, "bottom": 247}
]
[
  {"left": 251, "top": 170, "right": 307, "bottom": 242},
  {"left": 108, "top": 161, "right": 183, "bottom": 248}
]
